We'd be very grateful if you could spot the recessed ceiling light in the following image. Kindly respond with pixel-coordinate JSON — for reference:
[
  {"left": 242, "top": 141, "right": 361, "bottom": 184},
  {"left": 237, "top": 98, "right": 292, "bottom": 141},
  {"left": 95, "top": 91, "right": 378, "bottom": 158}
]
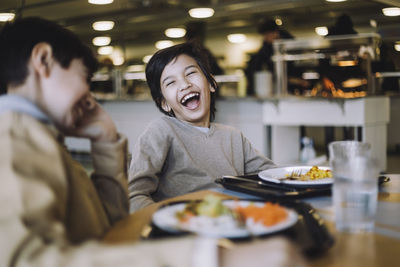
[
  {"left": 382, "top": 7, "right": 400, "bottom": 16},
  {"left": 92, "top": 21, "right": 115, "bottom": 31},
  {"left": 98, "top": 46, "right": 113, "bottom": 55},
  {"left": 143, "top": 55, "right": 152, "bottom": 64},
  {"left": 0, "top": 13, "right": 15, "bottom": 22},
  {"left": 155, "top": 40, "right": 174, "bottom": 49},
  {"left": 113, "top": 56, "right": 124, "bottom": 66},
  {"left": 88, "top": 0, "right": 113, "bottom": 5},
  {"left": 188, "top": 8, "right": 215, "bottom": 18},
  {"left": 395, "top": 42, "right": 400, "bottom": 51},
  {"left": 227, "top": 34, "right": 247, "bottom": 44},
  {"left": 165, "top": 28, "right": 186, "bottom": 38},
  {"left": 315, "top": 26, "right": 328, "bottom": 36},
  {"left": 92, "top": 36, "right": 111, "bottom": 46},
  {"left": 370, "top": 19, "right": 377, "bottom": 28},
  {"left": 275, "top": 18, "right": 283, "bottom": 26}
]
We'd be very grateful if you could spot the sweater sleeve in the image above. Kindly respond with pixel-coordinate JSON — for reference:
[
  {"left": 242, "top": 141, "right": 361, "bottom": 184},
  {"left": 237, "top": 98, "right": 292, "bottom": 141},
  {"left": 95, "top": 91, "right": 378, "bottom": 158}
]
[
  {"left": 128, "top": 119, "right": 171, "bottom": 212},
  {"left": 12, "top": 237, "right": 215, "bottom": 267},
  {"left": 91, "top": 134, "right": 129, "bottom": 224},
  {"left": 241, "top": 133, "right": 277, "bottom": 174}
]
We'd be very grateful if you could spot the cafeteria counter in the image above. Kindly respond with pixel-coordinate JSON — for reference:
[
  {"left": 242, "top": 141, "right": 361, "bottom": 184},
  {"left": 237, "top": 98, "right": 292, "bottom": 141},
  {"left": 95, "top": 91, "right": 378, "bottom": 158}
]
[{"left": 65, "top": 96, "right": 391, "bottom": 170}]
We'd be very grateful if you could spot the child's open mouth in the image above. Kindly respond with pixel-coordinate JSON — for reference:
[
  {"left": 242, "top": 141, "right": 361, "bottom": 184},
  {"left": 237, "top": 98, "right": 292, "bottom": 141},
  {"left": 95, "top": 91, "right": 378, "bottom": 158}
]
[{"left": 180, "top": 92, "right": 200, "bottom": 110}]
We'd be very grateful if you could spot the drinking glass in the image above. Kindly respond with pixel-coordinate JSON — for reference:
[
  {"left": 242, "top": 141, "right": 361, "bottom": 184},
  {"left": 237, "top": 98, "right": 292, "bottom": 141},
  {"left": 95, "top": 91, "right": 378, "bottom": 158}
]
[
  {"left": 331, "top": 156, "right": 379, "bottom": 233},
  {"left": 328, "top": 140, "right": 371, "bottom": 162}
]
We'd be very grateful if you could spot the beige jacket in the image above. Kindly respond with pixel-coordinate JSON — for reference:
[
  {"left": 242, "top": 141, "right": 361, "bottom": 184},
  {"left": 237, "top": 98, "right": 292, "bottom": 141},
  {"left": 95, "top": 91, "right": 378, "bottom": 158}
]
[{"left": 0, "top": 110, "right": 212, "bottom": 267}]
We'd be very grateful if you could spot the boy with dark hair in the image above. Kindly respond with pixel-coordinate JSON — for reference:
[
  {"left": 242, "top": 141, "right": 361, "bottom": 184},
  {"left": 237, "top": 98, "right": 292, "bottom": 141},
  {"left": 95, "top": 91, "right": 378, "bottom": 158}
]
[
  {"left": 129, "top": 42, "right": 276, "bottom": 212},
  {"left": 0, "top": 17, "right": 305, "bottom": 267}
]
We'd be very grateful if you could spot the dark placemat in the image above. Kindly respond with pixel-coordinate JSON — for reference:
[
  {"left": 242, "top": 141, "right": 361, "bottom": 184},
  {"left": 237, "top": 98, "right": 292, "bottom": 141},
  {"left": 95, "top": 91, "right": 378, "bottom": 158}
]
[
  {"left": 215, "top": 175, "right": 332, "bottom": 200},
  {"left": 215, "top": 174, "right": 390, "bottom": 201}
]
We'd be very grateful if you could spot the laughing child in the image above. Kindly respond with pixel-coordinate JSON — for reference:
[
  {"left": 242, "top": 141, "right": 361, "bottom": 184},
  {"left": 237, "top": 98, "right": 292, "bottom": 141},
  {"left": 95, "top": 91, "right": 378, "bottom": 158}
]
[{"left": 128, "top": 42, "right": 276, "bottom": 212}]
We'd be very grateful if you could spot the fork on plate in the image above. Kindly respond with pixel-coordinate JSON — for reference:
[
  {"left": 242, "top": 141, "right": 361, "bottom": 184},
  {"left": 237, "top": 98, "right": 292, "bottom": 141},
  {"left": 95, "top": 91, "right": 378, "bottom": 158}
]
[{"left": 287, "top": 169, "right": 303, "bottom": 179}]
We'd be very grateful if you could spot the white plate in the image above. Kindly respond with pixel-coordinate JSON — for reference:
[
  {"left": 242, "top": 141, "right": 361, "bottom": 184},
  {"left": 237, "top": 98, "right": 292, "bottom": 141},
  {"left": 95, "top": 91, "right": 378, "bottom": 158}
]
[
  {"left": 258, "top": 166, "right": 333, "bottom": 186},
  {"left": 152, "top": 200, "right": 298, "bottom": 238}
]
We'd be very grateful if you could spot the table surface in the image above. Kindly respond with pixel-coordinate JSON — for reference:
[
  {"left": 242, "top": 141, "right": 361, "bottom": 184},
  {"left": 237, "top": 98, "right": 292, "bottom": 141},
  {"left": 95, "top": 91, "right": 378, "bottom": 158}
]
[{"left": 103, "top": 174, "right": 400, "bottom": 267}]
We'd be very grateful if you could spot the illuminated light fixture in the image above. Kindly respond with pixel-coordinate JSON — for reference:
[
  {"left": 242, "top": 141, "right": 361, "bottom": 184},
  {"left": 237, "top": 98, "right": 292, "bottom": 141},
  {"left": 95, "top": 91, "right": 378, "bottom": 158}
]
[
  {"left": 97, "top": 46, "right": 113, "bottom": 55},
  {"left": 165, "top": 28, "right": 186, "bottom": 38},
  {"left": 302, "top": 72, "right": 320, "bottom": 80},
  {"left": 395, "top": 42, "right": 400, "bottom": 51},
  {"left": 275, "top": 18, "right": 283, "bottom": 26},
  {"left": 188, "top": 8, "right": 214, "bottom": 18},
  {"left": 155, "top": 40, "right": 174, "bottom": 49},
  {"left": 113, "top": 56, "right": 124, "bottom": 66},
  {"left": 326, "top": 0, "right": 347, "bottom": 2},
  {"left": 92, "top": 36, "right": 111, "bottom": 46},
  {"left": 337, "top": 60, "right": 358, "bottom": 67},
  {"left": 227, "top": 33, "right": 247, "bottom": 44},
  {"left": 0, "top": 13, "right": 15, "bottom": 22},
  {"left": 92, "top": 21, "right": 115, "bottom": 31},
  {"left": 143, "top": 55, "right": 152, "bottom": 64},
  {"left": 315, "top": 26, "right": 328, "bottom": 36},
  {"left": 370, "top": 19, "right": 377, "bottom": 28},
  {"left": 126, "top": 64, "right": 145, "bottom": 72},
  {"left": 382, "top": 7, "right": 400, "bottom": 16},
  {"left": 88, "top": 0, "right": 113, "bottom": 4}
]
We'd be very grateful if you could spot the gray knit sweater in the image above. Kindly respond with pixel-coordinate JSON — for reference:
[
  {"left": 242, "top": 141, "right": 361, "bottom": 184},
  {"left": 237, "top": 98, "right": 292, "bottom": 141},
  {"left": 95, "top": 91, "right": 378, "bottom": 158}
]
[{"left": 128, "top": 116, "right": 276, "bottom": 212}]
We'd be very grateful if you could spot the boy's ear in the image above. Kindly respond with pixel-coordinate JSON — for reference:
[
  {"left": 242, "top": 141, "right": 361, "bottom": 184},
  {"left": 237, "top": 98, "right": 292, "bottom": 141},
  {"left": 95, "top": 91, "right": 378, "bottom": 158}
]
[
  {"left": 161, "top": 99, "right": 171, "bottom": 113},
  {"left": 31, "top": 42, "right": 54, "bottom": 77}
]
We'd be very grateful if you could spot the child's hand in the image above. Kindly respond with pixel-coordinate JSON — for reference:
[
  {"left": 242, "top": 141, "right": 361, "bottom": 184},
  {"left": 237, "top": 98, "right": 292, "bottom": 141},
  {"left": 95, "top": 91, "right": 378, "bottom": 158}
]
[{"left": 64, "top": 94, "right": 118, "bottom": 143}]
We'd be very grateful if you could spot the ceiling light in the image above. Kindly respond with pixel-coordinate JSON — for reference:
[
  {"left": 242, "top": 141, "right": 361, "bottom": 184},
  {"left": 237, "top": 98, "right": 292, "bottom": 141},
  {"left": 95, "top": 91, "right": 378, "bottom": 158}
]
[
  {"left": 382, "top": 7, "right": 400, "bottom": 16},
  {"left": 0, "top": 13, "right": 15, "bottom": 22},
  {"left": 143, "top": 55, "right": 152, "bottom": 64},
  {"left": 395, "top": 42, "right": 400, "bottom": 52},
  {"left": 326, "top": 0, "right": 347, "bottom": 2},
  {"left": 227, "top": 34, "right": 247, "bottom": 44},
  {"left": 370, "top": 19, "right": 377, "bottom": 28},
  {"left": 188, "top": 8, "right": 215, "bottom": 18},
  {"left": 155, "top": 40, "right": 174, "bottom": 49},
  {"left": 165, "top": 28, "right": 186, "bottom": 38},
  {"left": 113, "top": 56, "right": 124, "bottom": 66},
  {"left": 315, "top": 26, "right": 328, "bottom": 36},
  {"left": 92, "top": 36, "right": 111, "bottom": 46},
  {"left": 275, "top": 18, "right": 283, "bottom": 26},
  {"left": 98, "top": 46, "right": 113, "bottom": 55},
  {"left": 88, "top": 0, "right": 113, "bottom": 4},
  {"left": 92, "top": 21, "right": 115, "bottom": 31}
]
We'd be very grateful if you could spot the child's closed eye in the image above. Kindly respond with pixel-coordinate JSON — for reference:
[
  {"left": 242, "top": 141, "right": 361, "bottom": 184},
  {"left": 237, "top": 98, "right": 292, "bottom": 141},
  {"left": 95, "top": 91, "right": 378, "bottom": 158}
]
[
  {"left": 166, "top": 80, "right": 175, "bottom": 87},
  {"left": 186, "top": 71, "right": 196, "bottom": 76}
]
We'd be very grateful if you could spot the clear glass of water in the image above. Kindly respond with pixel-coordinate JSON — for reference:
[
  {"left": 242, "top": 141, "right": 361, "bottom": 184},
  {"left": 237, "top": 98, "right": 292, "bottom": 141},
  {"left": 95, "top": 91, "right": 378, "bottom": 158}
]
[
  {"left": 331, "top": 156, "right": 379, "bottom": 233},
  {"left": 328, "top": 140, "right": 371, "bottom": 162}
]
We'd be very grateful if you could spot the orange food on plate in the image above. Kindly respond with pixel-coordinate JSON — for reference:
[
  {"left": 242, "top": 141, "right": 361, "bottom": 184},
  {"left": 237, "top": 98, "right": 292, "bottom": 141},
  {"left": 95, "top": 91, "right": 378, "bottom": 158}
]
[{"left": 234, "top": 202, "right": 288, "bottom": 227}]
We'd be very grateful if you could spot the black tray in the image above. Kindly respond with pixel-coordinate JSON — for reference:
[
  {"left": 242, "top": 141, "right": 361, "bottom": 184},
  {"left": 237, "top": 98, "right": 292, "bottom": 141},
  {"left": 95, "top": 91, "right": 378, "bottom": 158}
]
[
  {"left": 144, "top": 198, "right": 335, "bottom": 257},
  {"left": 215, "top": 174, "right": 331, "bottom": 200},
  {"left": 215, "top": 174, "right": 390, "bottom": 201}
]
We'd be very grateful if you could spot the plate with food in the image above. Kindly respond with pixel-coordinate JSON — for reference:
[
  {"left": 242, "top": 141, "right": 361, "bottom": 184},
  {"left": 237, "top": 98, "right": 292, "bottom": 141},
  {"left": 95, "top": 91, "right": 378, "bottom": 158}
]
[
  {"left": 258, "top": 166, "right": 333, "bottom": 187},
  {"left": 152, "top": 195, "right": 298, "bottom": 238}
]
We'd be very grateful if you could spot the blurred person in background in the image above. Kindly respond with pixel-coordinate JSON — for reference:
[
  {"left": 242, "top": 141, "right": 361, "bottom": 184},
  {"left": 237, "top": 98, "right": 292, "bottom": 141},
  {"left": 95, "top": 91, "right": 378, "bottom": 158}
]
[
  {"left": 245, "top": 17, "right": 309, "bottom": 96},
  {"left": 0, "top": 16, "right": 307, "bottom": 267}
]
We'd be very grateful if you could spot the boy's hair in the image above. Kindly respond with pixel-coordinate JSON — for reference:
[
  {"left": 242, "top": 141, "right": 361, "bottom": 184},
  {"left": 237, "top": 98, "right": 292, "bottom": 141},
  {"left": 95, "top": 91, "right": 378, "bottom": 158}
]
[
  {"left": 0, "top": 17, "right": 98, "bottom": 94},
  {"left": 145, "top": 42, "right": 218, "bottom": 121}
]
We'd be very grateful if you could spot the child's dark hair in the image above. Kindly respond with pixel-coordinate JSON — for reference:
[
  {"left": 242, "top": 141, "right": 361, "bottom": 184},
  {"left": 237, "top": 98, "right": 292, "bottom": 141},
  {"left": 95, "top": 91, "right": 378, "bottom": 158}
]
[
  {"left": 145, "top": 42, "right": 218, "bottom": 121},
  {"left": 0, "top": 17, "right": 98, "bottom": 94}
]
